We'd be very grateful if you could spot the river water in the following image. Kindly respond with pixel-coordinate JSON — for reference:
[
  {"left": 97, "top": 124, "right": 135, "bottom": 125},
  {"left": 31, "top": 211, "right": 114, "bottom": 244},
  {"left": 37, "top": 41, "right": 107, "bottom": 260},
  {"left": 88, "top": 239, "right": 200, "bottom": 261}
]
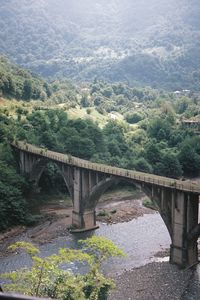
[{"left": 0, "top": 212, "right": 200, "bottom": 299}]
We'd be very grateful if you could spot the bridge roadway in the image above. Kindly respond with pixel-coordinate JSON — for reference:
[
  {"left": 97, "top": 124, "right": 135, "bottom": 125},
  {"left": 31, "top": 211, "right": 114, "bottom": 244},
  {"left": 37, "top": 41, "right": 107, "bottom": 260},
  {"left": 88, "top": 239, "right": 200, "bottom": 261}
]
[
  {"left": 12, "top": 140, "right": 200, "bottom": 268},
  {"left": 12, "top": 141, "right": 200, "bottom": 195}
]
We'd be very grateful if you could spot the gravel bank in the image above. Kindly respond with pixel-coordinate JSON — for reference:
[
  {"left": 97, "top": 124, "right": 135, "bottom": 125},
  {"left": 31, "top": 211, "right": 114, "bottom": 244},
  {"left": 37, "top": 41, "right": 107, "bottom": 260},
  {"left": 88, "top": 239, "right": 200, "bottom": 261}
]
[
  {"left": 109, "top": 262, "right": 194, "bottom": 300},
  {"left": 0, "top": 191, "right": 152, "bottom": 256}
]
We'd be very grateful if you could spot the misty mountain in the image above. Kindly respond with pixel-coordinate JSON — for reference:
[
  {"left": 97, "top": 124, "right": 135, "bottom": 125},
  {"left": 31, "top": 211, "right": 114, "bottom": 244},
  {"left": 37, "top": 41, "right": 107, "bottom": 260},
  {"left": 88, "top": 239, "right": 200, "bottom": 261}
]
[{"left": 0, "top": 0, "right": 200, "bottom": 89}]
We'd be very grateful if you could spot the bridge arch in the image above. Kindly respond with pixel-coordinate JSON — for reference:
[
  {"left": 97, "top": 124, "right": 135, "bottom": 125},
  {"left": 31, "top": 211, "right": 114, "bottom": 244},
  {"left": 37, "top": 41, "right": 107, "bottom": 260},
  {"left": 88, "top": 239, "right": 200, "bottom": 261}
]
[
  {"left": 29, "top": 158, "right": 74, "bottom": 198},
  {"left": 81, "top": 176, "right": 173, "bottom": 240},
  {"left": 82, "top": 176, "right": 120, "bottom": 210}
]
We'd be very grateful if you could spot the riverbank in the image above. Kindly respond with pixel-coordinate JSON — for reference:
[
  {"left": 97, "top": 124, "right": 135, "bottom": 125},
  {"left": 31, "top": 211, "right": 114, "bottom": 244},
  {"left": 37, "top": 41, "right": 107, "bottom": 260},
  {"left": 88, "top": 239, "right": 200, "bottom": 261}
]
[
  {"left": 0, "top": 187, "right": 153, "bottom": 256},
  {"left": 109, "top": 261, "right": 193, "bottom": 300}
]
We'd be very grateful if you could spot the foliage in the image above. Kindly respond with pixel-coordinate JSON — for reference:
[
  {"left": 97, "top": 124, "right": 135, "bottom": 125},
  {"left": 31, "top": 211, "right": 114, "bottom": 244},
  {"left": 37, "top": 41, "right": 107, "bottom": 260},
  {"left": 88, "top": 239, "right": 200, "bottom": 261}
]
[
  {"left": 143, "top": 198, "right": 157, "bottom": 210},
  {"left": 0, "top": 1, "right": 200, "bottom": 90},
  {"left": 0, "top": 154, "right": 29, "bottom": 231},
  {"left": 134, "top": 157, "right": 153, "bottom": 174},
  {"left": 125, "top": 112, "right": 143, "bottom": 124},
  {"left": 1, "top": 237, "right": 125, "bottom": 300},
  {"left": 179, "top": 137, "right": 200, "bottom": 176},
  {"left": 147, "top": 117, "right": 172, "bottom": 142},
  {"left": 0, "top": 176, "right": 26, "bottom": 229},
  {"left": 154, "top": 152, "right": 183, "bottom": 179},
  {"left": 0, "top": 56, "right": 51, "bottom": 101},
  {"left": 80, "top": 236, "right": 125, "bottom": 261}
]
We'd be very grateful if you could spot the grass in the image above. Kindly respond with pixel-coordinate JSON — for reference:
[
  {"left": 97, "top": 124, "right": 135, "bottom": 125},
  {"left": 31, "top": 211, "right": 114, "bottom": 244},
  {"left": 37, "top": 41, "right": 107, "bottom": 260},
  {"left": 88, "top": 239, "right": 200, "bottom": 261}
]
[
  {"left": 97, "top": 210, "right": 109, "bottom": 217},
  {"left": 143, "top": 198, "right": 157, "bottom": 210},
  {"left": 97, "top": 209, "right": 117, "bottom": 218},
  {"left": 68, "top": 106, "right": 108, "bottom": 127},
  {"left": 67, "top": 106, "right": 128, "bottom": 128}
]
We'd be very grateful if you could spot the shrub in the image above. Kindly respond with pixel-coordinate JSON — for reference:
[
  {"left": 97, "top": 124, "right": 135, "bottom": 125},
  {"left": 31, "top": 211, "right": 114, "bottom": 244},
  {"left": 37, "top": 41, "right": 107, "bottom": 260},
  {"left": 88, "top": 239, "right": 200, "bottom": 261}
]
[{"left": 1, "top": 237, "right": 125, "bottom": 300}]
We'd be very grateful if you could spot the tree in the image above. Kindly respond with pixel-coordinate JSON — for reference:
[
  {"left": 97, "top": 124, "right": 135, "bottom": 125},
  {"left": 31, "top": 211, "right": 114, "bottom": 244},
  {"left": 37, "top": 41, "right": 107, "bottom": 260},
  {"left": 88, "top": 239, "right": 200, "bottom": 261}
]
[
  {"left": 23, "top": 79, "right": 33, "bottom": 100},
  {"left": 0, "top": 160, "right": 28, "bottom": 230},
  {"left": 1, "top": 237, "right": 125, "bottom": 300},
  {"left": 125, "top": 112, "right": 143, "bottom": 124},
  {"left": 80, "top": 93, "right": 90, "bottom": 107},
  {"left": 175, "top": 97, "right": 191, "bottom": 114},
  {"left": 148, "top": 117, "right": 172, "bottom": 142},
  {"left": 154, "top": 152, "right": 182, "bottom": 179},
  {"left": 179, "top": 140, "right": 200, "bottom": 176},
  {"left": 134, "top": 157, "right": 153, "bottom": 173},
  {"left": 145, "top": 140, "right": 161, "bottom": 165}
]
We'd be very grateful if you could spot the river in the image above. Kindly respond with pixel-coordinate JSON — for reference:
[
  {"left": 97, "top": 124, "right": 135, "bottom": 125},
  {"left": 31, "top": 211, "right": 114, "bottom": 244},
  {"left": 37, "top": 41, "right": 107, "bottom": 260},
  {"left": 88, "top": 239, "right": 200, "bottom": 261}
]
[{"left": 0, "top": 211, "right": 200, "bottom": 299}]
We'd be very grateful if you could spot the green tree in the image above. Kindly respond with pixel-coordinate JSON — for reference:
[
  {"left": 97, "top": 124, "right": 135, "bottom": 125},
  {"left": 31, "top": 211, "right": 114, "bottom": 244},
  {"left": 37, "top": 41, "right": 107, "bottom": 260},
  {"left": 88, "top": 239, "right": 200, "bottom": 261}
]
[
  {"left": 134, "top": 157, "right": 153, "bottom": 173},
  {"left": 0, "top": 160, "right": 28, "bottom": 230},
  {"left": 145, "top": 140, "right": 161, "bottom": 165},
  {"left": 148, "top": 117, "right": 172, "bottom": 142},
  {"left": 1, "top": 237, "right": 125, "bottom": 300},
  {"left": 154, "top": 152, "right": 182, "bottom": 179},
  {"left": 23, "top": 79, "right": 33, "bottom": 100},
  {"left": 80, "top": 93, "right": 90, "bottom": 107},
  {"left": 179, "top": 139, "right": 200, "bottom": 176},
  {"left": 125, "top": 112, "right": 143, "bottom": 124},
  {"left": 175, "top": 97, "right": 191, "bottom": 114}
]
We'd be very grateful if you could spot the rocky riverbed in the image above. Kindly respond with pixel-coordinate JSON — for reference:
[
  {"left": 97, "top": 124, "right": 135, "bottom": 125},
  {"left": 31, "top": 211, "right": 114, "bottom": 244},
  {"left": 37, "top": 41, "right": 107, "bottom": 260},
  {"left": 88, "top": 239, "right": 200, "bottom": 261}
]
[
  {"left": 0, "top": 187, "right": 152, "bottom": 255},
  {"left": 109, "top": 262, "right": 194, "bottom": 300}
]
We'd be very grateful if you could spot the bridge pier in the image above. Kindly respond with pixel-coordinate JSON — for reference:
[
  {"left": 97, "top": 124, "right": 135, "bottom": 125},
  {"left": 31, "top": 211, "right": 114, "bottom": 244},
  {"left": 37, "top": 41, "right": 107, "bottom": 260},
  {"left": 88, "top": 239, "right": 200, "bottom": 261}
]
[
  {"left": 170, "top": 191, "right": 199, "bottom": 268},
  {"left": 71, "top": 168, "right": 99, "bottom": 231},
  {"left": 72, "top": 209, "right": 97, "bottom": 232}
]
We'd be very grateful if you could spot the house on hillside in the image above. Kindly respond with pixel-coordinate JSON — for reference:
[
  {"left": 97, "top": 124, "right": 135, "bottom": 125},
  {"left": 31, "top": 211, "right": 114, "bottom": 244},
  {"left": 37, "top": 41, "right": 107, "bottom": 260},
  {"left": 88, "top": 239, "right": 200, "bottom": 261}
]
[{"left": 182, "top": 119, "right": 200, "bottom": 134}]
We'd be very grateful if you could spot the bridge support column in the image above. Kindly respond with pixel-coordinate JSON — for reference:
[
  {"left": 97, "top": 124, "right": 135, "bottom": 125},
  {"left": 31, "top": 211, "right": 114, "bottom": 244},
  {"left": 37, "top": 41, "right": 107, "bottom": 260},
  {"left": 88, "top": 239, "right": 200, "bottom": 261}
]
[
  {"left": 170, "top": 191, "right": 199, "bottom": 268},
  {"left": 72, "top": 168, "right": 98, "bottom": 232},
  {"left": 185, "top": 194, "right": 199, "bottom": 266},
  {"left": 72, "top": 209, "right": 97, "bottom": 232}
]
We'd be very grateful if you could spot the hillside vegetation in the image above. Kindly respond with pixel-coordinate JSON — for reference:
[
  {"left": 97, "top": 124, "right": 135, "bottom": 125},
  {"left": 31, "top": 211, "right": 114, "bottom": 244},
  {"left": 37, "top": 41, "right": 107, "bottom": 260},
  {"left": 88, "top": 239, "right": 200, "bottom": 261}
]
[
  {"left": 0, "top": 0, "right": 200, "bottom": 90},
  {"left": 0, "top": 56, "right": 51, "bottom": 100},
  {"left": 0, "top": 59, "right": 200, "bottom": 231}
]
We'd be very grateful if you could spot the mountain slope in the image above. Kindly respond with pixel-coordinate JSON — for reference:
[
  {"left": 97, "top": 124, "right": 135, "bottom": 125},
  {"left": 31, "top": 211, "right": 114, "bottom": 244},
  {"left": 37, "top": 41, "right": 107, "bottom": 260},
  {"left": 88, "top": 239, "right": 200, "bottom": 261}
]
[
  {"left": 0, "top": 56, "right": 51, "bottom": 100},
  {"left": 0, "top": 0, "right": 200, "bottom": 90}
]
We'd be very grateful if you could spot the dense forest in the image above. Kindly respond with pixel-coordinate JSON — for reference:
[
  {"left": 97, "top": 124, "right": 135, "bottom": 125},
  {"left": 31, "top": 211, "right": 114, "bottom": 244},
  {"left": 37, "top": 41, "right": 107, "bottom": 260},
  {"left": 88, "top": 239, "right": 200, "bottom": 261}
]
[
  {"left": 0, "top": 58, "right": 200, "bottom": 231},
  {"left": 0, "top": 0, "right": 200, "bottom": 90},
  {"left": 0, "top": 56, "right": 51, "bottom": 100}
]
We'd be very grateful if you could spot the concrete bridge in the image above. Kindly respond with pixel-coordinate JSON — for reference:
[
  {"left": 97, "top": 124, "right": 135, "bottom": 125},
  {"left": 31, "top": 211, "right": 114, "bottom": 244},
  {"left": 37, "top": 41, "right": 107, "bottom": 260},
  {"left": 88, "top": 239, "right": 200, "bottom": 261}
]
[{"left": 12, "top": 141, "right": 200, "bottom": 268}]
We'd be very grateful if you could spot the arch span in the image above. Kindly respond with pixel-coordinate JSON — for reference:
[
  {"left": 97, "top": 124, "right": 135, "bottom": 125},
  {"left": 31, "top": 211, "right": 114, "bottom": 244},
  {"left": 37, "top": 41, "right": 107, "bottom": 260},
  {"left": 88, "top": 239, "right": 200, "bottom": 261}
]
[
  {"left": 29, "top": 158, "right": 74, "bottom": 198},
  {"left": 85, "top": 177, "right": 173, "bottom": 239}
]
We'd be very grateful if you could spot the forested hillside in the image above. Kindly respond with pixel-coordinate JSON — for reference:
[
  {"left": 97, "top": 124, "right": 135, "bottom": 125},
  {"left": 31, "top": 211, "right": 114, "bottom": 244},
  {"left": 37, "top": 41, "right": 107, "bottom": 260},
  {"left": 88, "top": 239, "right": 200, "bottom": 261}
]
[
  {"left": 1, "top": 59, "right": 200, "bottom": 230},
  {"left": 0, "top": 0, "right": 200, "bottom": 90},
  {"left": 0, "top": 56, "right": 51, "bottom": 100}
]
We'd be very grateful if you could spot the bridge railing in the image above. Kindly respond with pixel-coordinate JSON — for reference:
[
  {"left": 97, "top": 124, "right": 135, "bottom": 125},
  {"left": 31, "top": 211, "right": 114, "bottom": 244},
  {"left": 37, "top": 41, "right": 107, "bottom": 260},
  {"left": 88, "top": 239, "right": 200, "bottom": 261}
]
[{"left": 12, "top": 141, "right": 200, "bottom": 194}]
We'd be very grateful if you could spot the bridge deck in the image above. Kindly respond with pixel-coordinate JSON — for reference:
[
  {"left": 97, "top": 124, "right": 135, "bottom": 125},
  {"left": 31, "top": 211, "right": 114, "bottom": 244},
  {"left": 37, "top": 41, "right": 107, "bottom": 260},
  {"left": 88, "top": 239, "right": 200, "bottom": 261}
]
[{"left": 12, "top": 141, "right": 200, "bottom": 194}]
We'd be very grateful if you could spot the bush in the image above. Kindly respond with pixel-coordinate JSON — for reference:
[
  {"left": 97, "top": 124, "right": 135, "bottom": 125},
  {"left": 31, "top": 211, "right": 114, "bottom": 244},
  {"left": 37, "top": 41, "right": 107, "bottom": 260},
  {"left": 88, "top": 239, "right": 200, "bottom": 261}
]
[
  {"left": 125, "top": 112, "right": 143, "bottom": 124},
  {"left": 143, "top": 198, "right": 157, "bottom": 210},
  {"left": 0, "top": 160, "right": 28, "bottom": 231},
  {"left": 134, "top": 158, "right": 153, "bottom": 173},
  {"left": 1, "top": 237, "right": 125, "bottom": 300}
]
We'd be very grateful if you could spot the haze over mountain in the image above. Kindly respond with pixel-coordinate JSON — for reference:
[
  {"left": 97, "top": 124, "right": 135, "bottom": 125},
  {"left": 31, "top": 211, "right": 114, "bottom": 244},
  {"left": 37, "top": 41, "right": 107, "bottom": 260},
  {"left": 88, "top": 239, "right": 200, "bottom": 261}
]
[{"left": 0, "top": 0, "right": 200, "bottom": 89}]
